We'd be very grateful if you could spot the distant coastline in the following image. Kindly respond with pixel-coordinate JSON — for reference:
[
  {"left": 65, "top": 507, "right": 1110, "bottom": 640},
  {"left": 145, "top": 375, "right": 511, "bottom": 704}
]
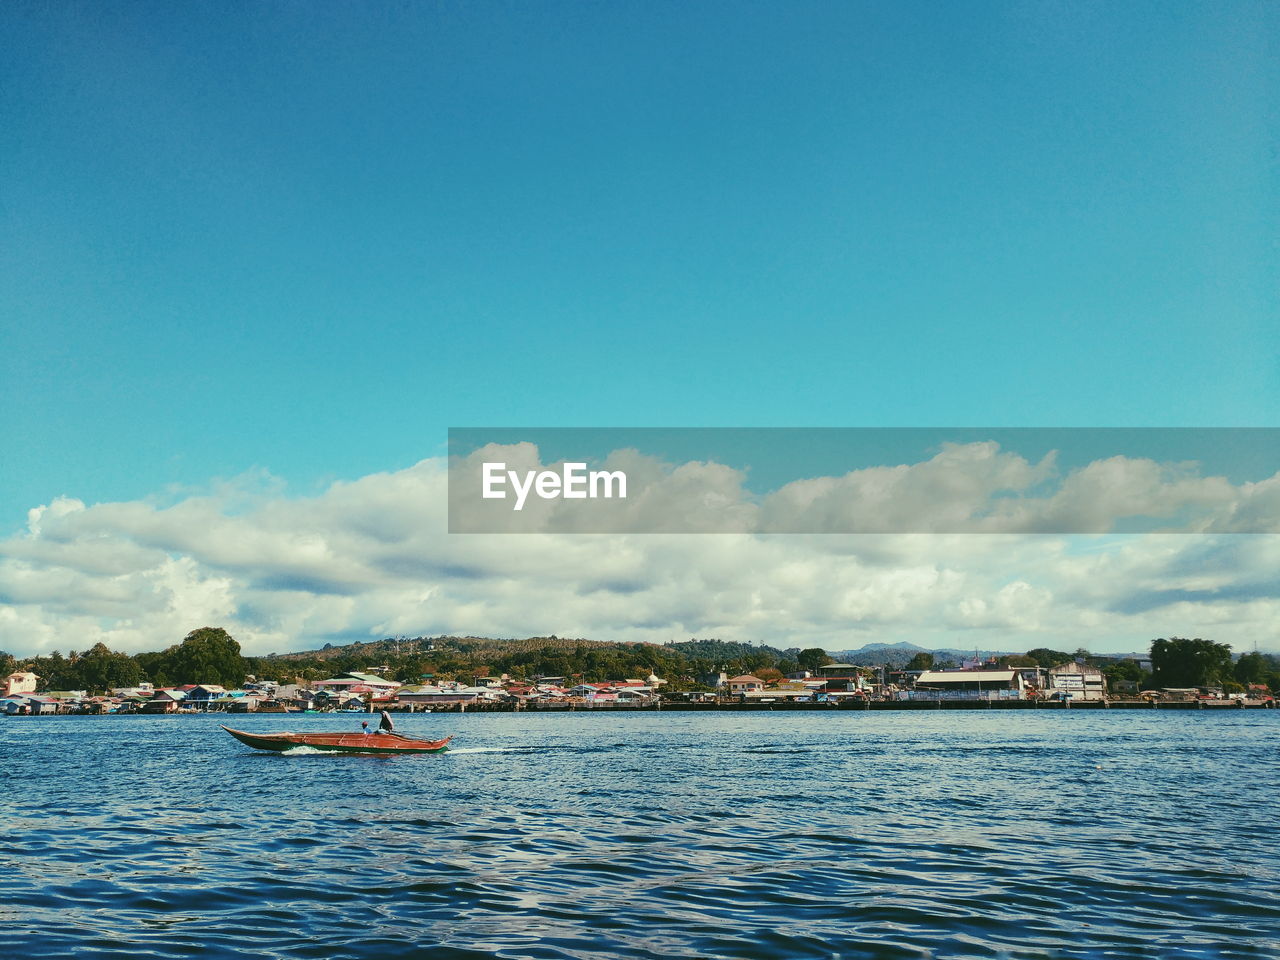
[{"left": 6, "top": 630, "right": 1276, "bottom": 718}]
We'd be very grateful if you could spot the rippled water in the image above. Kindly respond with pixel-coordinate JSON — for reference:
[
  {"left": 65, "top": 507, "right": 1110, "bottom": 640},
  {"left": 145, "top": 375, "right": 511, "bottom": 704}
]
[{"left": 3, "top": 711, "right": 1278, "bottom": 959}]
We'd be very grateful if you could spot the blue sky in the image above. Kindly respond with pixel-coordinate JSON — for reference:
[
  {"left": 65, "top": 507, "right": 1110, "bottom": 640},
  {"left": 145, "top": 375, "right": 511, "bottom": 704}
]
[
  {"left": 1, "top": 3, "right": 1277, "bottom": 657},
  {"left": 3, "top": 1, "right": 1275, "bottom": 529}
]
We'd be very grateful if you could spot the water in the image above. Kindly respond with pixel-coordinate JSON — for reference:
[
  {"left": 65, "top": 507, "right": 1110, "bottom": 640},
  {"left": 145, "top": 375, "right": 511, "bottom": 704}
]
[{"left": 2, "top": 711, "right": 1278, "bottom": 959}]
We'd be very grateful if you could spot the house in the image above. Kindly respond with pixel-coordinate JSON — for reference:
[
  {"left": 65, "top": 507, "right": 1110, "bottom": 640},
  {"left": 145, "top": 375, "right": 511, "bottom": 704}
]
[
  {"left": 110, "top": 683, "right": 154, "bottom": 697},
  {"left": 310, "top": 672, "right": 402, "bottom": 697},
  {"left": 21, "top": 695, "right": 61, "bottom": 715},
  {"left": 396, "top": 684, "right": 489, "bottom": 706},
  {"left": 272, "top": 684, "right": 308, "bottom": 707},
  {"left": 4, "top": 672, "right": 39, "bottom": 696},
  {"left": 185, "top": 685, "right": 228, "bottom": 707},
  {"left": 44, "top": 690, "right": 87, "bottom": 702},
  {"left": 142, "top": 689, "right": 187, "bottom": 713},
  {"left": 117, "top": 694, "right": 152, "bottom": 712},
  {"left": 726, "top": 675, "right": 765, "bottom": 694},
  {"left": 613, "top": 687, "right": 655, "bottom": 704},
  {"left": 1047, "top": 662, "right": 1107, "bottom": 701},
  {"left": 812, "top": 663, "right": 869, "bottom": 692}
]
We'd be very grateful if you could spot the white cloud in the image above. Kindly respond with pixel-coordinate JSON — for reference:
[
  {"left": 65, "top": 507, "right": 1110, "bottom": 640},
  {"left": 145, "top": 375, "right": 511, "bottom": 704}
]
[{"left": 1, "top": 455, "right": 1278, "bottom": 658}]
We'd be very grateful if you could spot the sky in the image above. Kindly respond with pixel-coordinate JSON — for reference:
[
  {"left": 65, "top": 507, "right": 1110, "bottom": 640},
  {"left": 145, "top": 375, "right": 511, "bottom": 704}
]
[{"left": 1, "top": 1, "right": 1276, "bottom": 658}]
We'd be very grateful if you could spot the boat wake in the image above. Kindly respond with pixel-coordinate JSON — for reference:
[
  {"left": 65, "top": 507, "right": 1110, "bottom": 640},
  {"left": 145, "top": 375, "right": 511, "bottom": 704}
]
[
  {"left": 280, "top": 746, "right": 330, "bottom": 756},
  {"left": 444, "top": 746, "right": 530, "bottom": 755}
]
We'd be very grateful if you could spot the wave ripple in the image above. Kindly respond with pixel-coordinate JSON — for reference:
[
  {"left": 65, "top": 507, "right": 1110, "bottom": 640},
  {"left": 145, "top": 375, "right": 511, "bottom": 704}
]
[{"left": 2, "top": 711, "right": 1278, "bottom": 959}]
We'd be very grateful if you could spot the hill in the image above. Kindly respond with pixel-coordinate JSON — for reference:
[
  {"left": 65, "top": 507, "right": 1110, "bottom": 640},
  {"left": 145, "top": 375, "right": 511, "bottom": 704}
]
[{"left": 254, "top": 635, "right": 1029, "bottom": 680}]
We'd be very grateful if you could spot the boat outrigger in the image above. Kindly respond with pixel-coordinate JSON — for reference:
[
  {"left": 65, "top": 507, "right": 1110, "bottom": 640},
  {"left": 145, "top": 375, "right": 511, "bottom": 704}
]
[{"left": 221, "top": 725, "right": 452, "bottom": 755}]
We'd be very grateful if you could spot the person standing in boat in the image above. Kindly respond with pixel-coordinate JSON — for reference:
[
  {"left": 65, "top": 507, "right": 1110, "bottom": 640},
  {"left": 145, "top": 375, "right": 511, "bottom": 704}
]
[{"left": 378, "top": 708, "right": 394, "bottom": 734}]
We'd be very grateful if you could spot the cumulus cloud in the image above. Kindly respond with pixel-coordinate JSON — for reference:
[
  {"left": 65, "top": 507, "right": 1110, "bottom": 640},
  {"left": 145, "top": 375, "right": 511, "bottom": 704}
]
[{"left": 1, "top": 455, "right": 1278, "bottom": 658}]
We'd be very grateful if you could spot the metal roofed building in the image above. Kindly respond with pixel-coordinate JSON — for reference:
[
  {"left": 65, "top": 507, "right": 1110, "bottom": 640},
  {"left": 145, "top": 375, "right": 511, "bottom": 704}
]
[
  {"left": 911, "top": 669, "right": 1030, "bottom": 700},
  {"left": 811, "top": 663, "right": 877, "bottom": 694},
  {"left": 814, "top": 663, "right": 862, "bottom": 676},
  {"left": 310, "top": 673, "right": 402, "bottom": 695}
]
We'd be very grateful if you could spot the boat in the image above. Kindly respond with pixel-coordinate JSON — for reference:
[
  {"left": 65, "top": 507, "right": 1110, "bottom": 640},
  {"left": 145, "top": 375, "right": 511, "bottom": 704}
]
[{"left": 221, "top": 725, "right": 452, "bottom": 755}]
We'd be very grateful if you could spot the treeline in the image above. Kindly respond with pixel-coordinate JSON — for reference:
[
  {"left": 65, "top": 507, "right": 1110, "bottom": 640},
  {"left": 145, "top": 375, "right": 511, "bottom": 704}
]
[
  {"left": 902, "top": 639, "right": 1280, "bottom": 693},
  {"left": 3, "top": 628, "right": 249, "bottom": 693},
  {"left": 3, "top": 630, "right": 1277, "bottom": 696}
]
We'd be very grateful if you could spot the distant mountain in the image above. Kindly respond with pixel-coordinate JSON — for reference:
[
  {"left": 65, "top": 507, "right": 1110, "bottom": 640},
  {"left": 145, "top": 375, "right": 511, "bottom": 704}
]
[{"left": 838, "top": 641, "right": 929, "bottom": 653}]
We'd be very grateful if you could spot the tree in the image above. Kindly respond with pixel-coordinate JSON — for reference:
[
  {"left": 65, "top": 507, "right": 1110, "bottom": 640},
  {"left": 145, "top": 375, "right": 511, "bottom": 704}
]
[
  {"left": 797, "top": 648, "right": 831, "bottom": 671},
  {"left": 998, "top": 654, "right": 1037, "bottom": 668},
  {"left": 905, "top": 652, "right": 934, "bottom": 671},
  {"left": 1234, "top": 652, "right": 1269, "bottom": 686},
  {"left": 76, "top": 642, "right": 142, "bottom": 693},
  {"left": 1102, "top": 659, "right": 1149, "bottom": 691},
  {"left": 162, "top": 627, "right": 248, "bottom": 687},
  {"left": 1150, "top": 637, "right": 1233, "bottom": 688},
  {"left": 28, "top": 650, "right": 77, "bottom": 690},
  {"left": 1024, "top": 648, "right": 1073, "bottom": 669}
]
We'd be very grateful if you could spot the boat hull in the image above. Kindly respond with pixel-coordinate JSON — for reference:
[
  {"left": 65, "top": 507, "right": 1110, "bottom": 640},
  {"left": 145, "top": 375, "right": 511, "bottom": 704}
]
[{"left": 222, "top": 725, "right": 451, "bottom": 754}]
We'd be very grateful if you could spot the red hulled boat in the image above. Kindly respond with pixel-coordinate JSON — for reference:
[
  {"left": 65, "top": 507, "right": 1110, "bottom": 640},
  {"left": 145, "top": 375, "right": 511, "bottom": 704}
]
[{"left": 222, "top": 725, "right": 452, "bottom": 755}]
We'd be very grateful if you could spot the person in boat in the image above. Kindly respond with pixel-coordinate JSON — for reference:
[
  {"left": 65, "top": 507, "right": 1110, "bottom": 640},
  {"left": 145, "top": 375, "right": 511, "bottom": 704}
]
[
  {"left": 378, "top": 709, "right": 394, "bottom": 734},
  {"left": 361, "top": 720, "right": 370, "bottom": 734}
]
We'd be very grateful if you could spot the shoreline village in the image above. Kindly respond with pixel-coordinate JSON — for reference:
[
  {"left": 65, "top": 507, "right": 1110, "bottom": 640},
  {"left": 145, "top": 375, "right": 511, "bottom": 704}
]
[
  {"left": 481, "top": 462, "right": 627, "bottom": 511},
  {"left": 4, "top": 632, "right": 1275, "bottom": 718}
]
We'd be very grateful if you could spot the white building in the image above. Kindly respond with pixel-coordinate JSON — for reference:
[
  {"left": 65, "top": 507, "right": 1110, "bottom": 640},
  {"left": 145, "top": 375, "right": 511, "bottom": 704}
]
[
  {"left": 1047, "top": 662, "right": 1107, "bottom": 701},
  {"left": 4, "top": 672, "right": 38, "bottom": 696}
]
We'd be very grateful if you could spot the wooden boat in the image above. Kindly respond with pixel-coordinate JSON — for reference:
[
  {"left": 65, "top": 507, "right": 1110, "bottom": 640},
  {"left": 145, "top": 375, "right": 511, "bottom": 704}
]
[{"left": 222, "top": 725, "right": 451, "bottom": 755}]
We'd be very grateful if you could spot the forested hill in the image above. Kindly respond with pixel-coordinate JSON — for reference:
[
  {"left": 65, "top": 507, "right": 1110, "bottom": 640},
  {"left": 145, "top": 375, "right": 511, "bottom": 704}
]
[
  {"left": 257, "top": 635, "right": 802, "bottom": 685},
  {"left": 662, "top": 639, "right": 796, "bottom": 664}
]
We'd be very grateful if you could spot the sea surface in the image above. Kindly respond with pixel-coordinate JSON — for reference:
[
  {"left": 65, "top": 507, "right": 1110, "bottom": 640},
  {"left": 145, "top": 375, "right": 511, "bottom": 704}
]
[{"left": 2, "top": 710, "right": 1277, "bottom": 959}]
